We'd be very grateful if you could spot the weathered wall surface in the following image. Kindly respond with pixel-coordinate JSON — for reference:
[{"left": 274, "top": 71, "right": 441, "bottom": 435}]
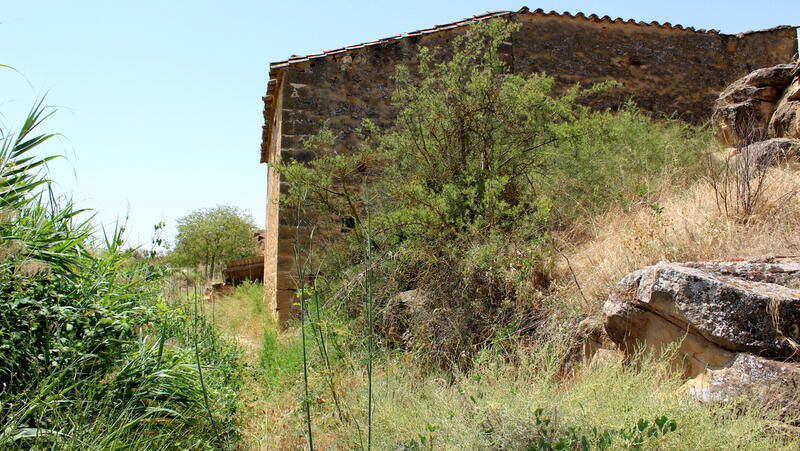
[
  {"left": 261, "top": 9, "right": 798, "bottom": 322},
  {"left": 513, "top": 14, "right": 798, "bottom": 123}
]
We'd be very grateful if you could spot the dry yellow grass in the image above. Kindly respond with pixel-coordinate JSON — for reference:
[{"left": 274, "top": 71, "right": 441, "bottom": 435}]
[{"left": 564, "top": 164, "right": 800, "bottom": 316}]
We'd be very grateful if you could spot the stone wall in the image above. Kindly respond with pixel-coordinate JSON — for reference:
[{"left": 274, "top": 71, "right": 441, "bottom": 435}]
[{"left": 261, "top": 8, "right": 798, "bottom": 323}]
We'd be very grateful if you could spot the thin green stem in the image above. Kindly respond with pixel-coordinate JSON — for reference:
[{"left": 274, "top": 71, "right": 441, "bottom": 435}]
[
  {"left": 364, "top": 178, "right": 374, "bottom": 451},
  {"left": 295, "top": 196, "right": 314, "bottom": 451},
  {"left": 193, "top": 284, "right": 219, "bottom": 437}
]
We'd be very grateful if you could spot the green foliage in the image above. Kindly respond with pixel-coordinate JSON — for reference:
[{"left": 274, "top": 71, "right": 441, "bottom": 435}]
[
  {"left": 378, "top": 19, "right": 592, "bottom": 240},
  {"left": 548, "top": 103, "right": 708, "bottom": 222},
  {"left": 525, "top": 409, "right": 677, "bottom": 450},
  {"left": 276, "top": 19, "right": 709, "bottom": 368},
  {"left": 0, "top": 314, "right": 242, "bottom": 450},
  {"left": 394, "top": 411, "right": 678, "bottom": 451},
  {"left": 0, "top": 256, "right": 156, "bottom": 389},
  {"left": 169, "top": 205, "right": 258, "bottom": 277},
  {"left": 0, "top": 99, "right": 156, "bottom": 390},
  {"left": 258, "top": 322, "right": 304, "bottom": 391},
  {"left": 0, "top": 98, "right": 242, "bottom": 448}
]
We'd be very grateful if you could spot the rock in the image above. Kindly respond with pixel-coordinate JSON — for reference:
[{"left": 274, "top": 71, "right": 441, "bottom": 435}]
[
  {"left": 736, "top": 138, "right": 800, "bottom": 167},
  {"left": 381, "top": 289, "right": 430, "bottom": 346},
  {"left": 712, "top": 63, "right": 799, "bottom": 147},
  {"left": 720, "top": 85, "right": 782, "bottom": 104},
  {"left": 683, "top": 258, "right": 800, "bottom": 288},
  {"left": 768, "top": 72, "right": 800, "bottom": 139},
  {"left": 784, "top": 76, "right": 800, "bottom": 102},
  {"left": 604, "top": 259, "right": 800, "bottom": 407},
  {"left": 604, "top": 293, "right": 735, "bottom": 378},
  {"left": 683, "top": 353, "right": 800, "bottom": 415},
  {"left": 203, "top": 282, "right": 232, "bottom": 300},
  {"left": 605, "top": 260, "right": 800, "bottom": 360},
  {"left": 734, "top": 64, "right": 798, "bottom": 88},
  {"left": 712, "top": 99, "right": 775, "bottom": 147},
  {"left": 769, "top": 98, "right": 800, "bottom": 139}
]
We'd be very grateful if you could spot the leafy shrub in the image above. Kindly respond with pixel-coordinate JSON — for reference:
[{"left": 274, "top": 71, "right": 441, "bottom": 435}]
[
  {"left": 524, "top": 409, "right": 677, "bottom": 450},
  {"left": 0, "top": 102, "right": 158, "bottom": 390},
  {"left": 276, "top": 19, "right": 709, "bottom": 368}
]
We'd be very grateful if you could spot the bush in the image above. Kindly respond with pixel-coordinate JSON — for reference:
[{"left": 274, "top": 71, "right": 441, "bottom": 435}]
[{"left": 277, "top": 19, "right": 708, "bottom": 369}]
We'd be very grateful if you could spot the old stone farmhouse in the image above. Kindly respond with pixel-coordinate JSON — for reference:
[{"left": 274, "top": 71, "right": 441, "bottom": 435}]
[{"left": 260, "top": 7, "right": 798, "bottom": 323}]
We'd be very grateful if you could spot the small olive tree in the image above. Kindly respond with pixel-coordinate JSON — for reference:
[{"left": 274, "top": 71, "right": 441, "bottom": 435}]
[{"left": 170, "top": 205, "right": 258, "bottom": 277}]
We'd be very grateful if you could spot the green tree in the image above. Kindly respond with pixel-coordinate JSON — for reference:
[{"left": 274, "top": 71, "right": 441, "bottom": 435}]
[{"left": 171, "top": 205, "right": 258, "bottom": 277}]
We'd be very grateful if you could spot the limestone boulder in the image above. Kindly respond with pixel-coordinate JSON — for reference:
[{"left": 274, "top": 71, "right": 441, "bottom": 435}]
[
  {"left": 683, "top": 353, "right": 800, "bottom": 415},
  {"left": 768, "top": 68, "right": 800, "bottom": 139},
  {"left": 734, "top": 64, "right": 798, "bottom": 89},
  {"left": 203, "top": 282, "right": 232, "bottom": 300},
  {"left": 604, "top": 258, "right": 800, "bottom": 406},
  {"left": 712, "top": 100, "right": 775, "bottom": 147},
  {"left": 712, "top": 63, "right": 798, "bottom": 147},
  {"left": 737, "top": 137, "right": 800, "bottom": 168}
]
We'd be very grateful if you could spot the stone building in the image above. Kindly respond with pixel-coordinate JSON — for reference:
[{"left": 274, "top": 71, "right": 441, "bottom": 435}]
[{"left": 260, "top": 7, "right": 798, "bottom": 323}]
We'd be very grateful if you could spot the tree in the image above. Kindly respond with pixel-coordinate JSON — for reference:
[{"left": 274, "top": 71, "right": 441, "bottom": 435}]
[
  {"left": 280, "top": 19, "right": 606, "bottom": 245},
  {"left": 170, "top": 205, "right": 258, "bottom": 277},
  {"left": 275, "top": 18, "right": 705, "bottom": 369}
]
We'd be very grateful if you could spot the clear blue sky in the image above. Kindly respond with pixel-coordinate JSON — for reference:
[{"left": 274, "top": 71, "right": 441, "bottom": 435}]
[{"left": 2, "top": 1, "right": 797, "bottom": 248}]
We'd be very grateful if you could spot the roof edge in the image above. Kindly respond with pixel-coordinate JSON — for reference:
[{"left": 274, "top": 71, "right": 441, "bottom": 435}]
[{"left": 259, "top": 7, "right": 797, "bottom": 163}]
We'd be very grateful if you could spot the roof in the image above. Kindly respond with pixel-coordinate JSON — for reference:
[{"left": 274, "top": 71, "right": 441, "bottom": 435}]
[{"left": 260, "top": 6, "right": 797, "bottom": 163}]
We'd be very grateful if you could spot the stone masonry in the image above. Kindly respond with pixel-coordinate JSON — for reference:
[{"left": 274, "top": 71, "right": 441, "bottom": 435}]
[{"left": 260, "top": 7, "right": 798, "bottom": 323}]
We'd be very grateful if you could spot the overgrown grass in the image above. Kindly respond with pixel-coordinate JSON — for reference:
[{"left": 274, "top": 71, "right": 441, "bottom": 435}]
[
  {"left": 565, "top": 164, "right": 800, "bottom": 318},
  {"left": 259, "top": 323, "right": 304, "bottom": 391},
  {"left": 353, "top": 350, "right": 794, "bottom": 450},
  {"left": 247, "top": 324, "right": 798, "bottom": 449},
  {"left": 0, "top": 98, "right": 244, "bottom": 449}
]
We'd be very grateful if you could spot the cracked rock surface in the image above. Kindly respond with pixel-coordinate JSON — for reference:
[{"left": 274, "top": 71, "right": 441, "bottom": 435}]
[
  {"left": 712, "top": 62, "right": 800, "bottom": 147},
  {"left": 604, "top": 258, "right": 800, "bottom": 409}
]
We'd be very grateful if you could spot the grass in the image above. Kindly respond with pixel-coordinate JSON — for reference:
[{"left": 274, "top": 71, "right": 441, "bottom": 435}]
[
  {"left": 563, "top": 163, "right": 800, "bottom": 318},
  {"left": 218, "top": 318, "right": 798, "bottom": 449},
  {"left": 346, "top": 350, "right": 794, "bottom": 450},
  {"left": 205, "top": 282, "right": 311, "bottom": 449},
  {"left": 207, "top": 153, "right": 800, "bottom": 450}
]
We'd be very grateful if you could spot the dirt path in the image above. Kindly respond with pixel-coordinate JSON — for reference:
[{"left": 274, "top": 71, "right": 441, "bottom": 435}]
[{"left": 207, "top": 288, "right": 305, "bottom": 450}]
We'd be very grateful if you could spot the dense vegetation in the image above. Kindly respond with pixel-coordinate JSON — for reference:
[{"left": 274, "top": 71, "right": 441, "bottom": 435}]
[
  {"left": 278, "top": 19, "right": 708, "bottom": 369},
  {"left": 0, "top": 100, "right": 242, "bottom": 449}
]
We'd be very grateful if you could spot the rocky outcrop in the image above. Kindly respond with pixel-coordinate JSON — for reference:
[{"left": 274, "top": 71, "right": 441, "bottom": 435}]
[
  {"left": 712, "top": 62, "right": 800, "bottom": 148},
  {"left": 203, "top": 282, "right": 233, "bottom": 300},
  {"left": 604, "top": 258, "right": 800, "bottom": 409},
  {"left": 738, "top": 138, "right": 800, "bottom": 168},
  {"left": 683, "top": 353, "right": 800, "bottom": 416}
]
